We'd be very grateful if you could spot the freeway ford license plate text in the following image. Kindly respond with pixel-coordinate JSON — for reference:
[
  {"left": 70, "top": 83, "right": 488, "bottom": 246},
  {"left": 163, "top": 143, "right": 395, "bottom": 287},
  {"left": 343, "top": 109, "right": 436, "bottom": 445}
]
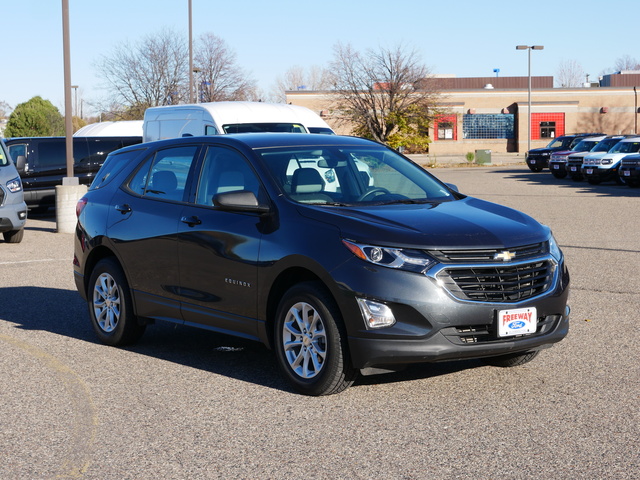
[{"left": 498, "top": 307, "right": 537, "bottom": 337}]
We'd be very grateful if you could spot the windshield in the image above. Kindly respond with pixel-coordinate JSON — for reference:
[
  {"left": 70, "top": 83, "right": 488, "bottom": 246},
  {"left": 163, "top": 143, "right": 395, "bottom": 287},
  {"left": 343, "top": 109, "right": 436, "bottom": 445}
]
[
  {"left": 256, "top": 145, "right": 455, "bottom": 206},
  {"left": 593, "top": 138, "right": 622, "bottom": 152},
  {"left": 572, "top": 140, "right": 599, "bottom": 152},
  {"left": 610, "top": 140, "right": 640, "bottom": 154},
  {"left": 222, "top": 123, "right": 307, "bottom": 134}
]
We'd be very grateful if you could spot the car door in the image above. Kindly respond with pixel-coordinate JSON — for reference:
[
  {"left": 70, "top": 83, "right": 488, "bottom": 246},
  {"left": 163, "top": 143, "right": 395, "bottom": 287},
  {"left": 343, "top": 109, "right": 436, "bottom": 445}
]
[
  {"left": 106, "top": 144, "right": 201, "bottom": 322},
  {"left": 177, "top": 145, "right": 265, "bottom": 338}
]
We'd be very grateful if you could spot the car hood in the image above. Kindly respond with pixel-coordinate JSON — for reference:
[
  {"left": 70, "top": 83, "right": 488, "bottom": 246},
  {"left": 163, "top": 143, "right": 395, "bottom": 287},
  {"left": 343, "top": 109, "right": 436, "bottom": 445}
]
[{"left": 297, "top": 197, "right": 549, "bottom": 249}]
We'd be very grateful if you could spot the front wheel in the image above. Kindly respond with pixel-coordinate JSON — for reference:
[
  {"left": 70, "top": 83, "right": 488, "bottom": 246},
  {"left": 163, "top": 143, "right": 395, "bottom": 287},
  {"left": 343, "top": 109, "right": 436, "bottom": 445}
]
[
  {"left": 551, "top": 171, "right": 567, "bottom": 179},
  {"left": 3, "top": 229, "right": 24, "bottom": 243},
  {"left": 527, "top": 164, "right": 543, "bottom": 172},
  {"left": 274, "top": 282, "right": 358, "bottom": 395},
  {"left": 87, "top": 257, "right": 145, "bottom": 346},
  {"left": 482, "top": 350, "right": 540, "bottom": 367}
]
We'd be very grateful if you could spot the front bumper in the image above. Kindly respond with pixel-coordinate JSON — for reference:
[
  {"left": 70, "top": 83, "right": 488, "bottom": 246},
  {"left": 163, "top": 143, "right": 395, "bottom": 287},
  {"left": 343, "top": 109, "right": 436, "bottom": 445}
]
[
  {"left": 619, "top": 166, "right": 640, "bottom": 183},
  {"left": 582, "top": 165, "right": 616, "bottom": 182},
  {"left": 526, "top": 156, "right": 549, "bottom": 169},
  {"left": 549, "top": 162, "right": 567, "bottom": 175},
  {"left": 333, "top": 256, "right": 570, "bottom": 369}
]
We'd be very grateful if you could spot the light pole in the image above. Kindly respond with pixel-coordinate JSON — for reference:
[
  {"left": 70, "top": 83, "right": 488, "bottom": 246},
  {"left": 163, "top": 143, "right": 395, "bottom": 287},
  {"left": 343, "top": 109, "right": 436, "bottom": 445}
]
[
  {"left": 516, "top": 45, "right": 544, "bottom": 153},
  {"left": 71, "top": 85, "right": 78, "bottom": 117}
]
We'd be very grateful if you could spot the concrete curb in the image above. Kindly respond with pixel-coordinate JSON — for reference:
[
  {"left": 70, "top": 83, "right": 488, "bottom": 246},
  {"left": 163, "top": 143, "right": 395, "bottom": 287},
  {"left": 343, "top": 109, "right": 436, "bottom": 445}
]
[{"left": 407, "top": 153, "right": 527, "bottom": 168}]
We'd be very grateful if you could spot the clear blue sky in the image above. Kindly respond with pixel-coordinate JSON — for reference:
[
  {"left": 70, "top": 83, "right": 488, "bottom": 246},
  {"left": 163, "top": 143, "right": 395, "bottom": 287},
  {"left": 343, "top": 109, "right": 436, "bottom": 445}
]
[{"left": 2, "top": 0, "right": 637, "bottom": 116}]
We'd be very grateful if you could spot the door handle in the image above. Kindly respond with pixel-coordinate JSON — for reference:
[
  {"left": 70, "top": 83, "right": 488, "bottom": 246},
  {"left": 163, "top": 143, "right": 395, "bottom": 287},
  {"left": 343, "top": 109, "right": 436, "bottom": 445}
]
[
  {"left": 180, "top": 215, "right": 202, "bottom": 227},
  {"left": 115, "top": 204, "right": 132, "bottom": 214}
]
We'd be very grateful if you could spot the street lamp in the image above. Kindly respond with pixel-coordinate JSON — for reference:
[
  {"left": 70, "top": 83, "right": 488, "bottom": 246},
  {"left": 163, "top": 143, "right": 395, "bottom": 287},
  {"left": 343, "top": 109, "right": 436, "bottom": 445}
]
[
  {"left": 516, "top": 45, "right": 544, "bottom": 153},
  {"left": 71, "top": 85, "right": 78, "bottom": 117}
]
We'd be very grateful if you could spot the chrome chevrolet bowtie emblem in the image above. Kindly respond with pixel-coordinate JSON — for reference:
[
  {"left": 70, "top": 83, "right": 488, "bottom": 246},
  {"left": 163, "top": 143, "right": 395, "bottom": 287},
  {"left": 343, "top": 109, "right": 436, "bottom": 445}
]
[{"left": 494, "top": 250, "right": 516, "bottom": 262}]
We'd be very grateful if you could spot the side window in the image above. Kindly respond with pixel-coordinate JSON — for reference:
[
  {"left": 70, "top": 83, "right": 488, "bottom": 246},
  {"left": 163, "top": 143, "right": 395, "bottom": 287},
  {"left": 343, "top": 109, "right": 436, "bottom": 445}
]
[
  {"left": 8, "top": 144, "right": 27, "bottom": 161},
  {"left": 90, "top": 148, "right": 146, "bottom": 190},
  {"left": 127, "top": 146, "right": 198, "bottom": 202},
  {"left": 80, "top": 139, "right": 123, "bottom": 165},
  {"left": 37, "top": 141, "right": 66, "bottom": 168},
  {"left": 195, "top": 146, "right": 262, "bottom": 206},
  {"left": 204, "top": 125, "right": 218, "bottom": 135}
]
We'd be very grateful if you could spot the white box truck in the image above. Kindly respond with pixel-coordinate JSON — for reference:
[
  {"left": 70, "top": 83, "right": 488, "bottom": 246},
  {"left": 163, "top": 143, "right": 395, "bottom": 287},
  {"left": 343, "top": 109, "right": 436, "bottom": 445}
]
[{"left": 142, "top": 101, "right": 334, "bottom": 142}]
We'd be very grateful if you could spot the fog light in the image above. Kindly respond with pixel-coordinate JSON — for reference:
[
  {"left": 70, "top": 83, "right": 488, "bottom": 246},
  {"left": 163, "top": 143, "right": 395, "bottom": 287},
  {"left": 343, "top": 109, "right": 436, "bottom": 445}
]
[
  {"left": 18, "top": 211, "right": 27, "bottom": 220},
  {"left": 357, "top": 298, "right": 396, "bottom": 329}
]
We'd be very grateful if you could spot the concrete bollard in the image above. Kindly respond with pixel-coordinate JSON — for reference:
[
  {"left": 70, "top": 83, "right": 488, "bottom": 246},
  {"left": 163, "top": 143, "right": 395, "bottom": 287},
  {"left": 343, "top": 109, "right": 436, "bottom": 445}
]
[{"left": 55, "top": 179, "right": 87, "bottom": 234}]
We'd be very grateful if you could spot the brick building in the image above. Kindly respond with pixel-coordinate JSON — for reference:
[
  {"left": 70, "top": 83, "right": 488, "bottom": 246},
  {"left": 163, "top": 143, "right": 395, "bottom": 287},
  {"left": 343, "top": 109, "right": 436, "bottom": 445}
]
[{"left": 286, "top": 72, "right": 640, "bottom": 155}]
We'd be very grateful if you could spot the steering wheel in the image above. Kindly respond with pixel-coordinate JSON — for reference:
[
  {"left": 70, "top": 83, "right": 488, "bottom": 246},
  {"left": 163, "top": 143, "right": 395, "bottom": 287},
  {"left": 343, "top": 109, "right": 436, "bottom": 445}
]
[{"left": 357, "top": 187, "right": 391, "bottom": 201}]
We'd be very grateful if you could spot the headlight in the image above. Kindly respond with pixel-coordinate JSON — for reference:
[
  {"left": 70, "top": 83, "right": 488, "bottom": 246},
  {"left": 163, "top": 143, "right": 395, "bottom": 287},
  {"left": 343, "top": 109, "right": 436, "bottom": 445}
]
[
  {"left": 342, "top": 239, "right": 439, "bottom": 274},
  {"left": 6, "top": 177, "right": 22, "bottom": 193},
  {"left": 549, "top": 234, "right": 563, "bottom": 263},
  {"left": 601, "top": 159, "right": 612, "bottom": 165}
]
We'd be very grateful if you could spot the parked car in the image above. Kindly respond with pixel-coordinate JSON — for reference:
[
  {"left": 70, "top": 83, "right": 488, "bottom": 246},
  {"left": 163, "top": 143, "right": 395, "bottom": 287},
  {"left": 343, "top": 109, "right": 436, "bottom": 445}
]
[
  {"left": 582, "top": 136, "right": 640, "bottom": 184},
  {"left": 526, "top": 133, "right": 604, "bottom": 172},
  {"left": 548, "top": 135, "right": 606, "bottom": 179},
  {"left": 567, "top": 136, "right": 628, "bottom": 181},
  {"left": 618, "top": 153, "right": 640, "bottom": 187},
  {"left": 4, "top": 136, "right": 142, "bottom": 210},
  {"left": 0, "top": 139, "right": 27, "bottom": 242},
  {"left": 74, "top": 133, "right": 570, "bottom": 395}
]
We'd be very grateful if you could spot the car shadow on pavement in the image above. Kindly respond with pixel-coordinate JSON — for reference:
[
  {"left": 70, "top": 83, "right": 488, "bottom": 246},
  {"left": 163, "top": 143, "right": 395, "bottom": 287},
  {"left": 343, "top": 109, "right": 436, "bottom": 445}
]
[
  {"left": 491, "top": 169, "right": 640, "bottom": 197},
  {"left": 0, "top": 285, "right": 483, "bottom": 395}
]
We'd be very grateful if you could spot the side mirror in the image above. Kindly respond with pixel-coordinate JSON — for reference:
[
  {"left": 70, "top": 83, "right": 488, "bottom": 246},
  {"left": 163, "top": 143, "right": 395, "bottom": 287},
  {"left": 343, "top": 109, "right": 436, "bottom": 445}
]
[
  {"left": 15, "top": 155, "right": 27, "bottom": 174},
  {"left": 213, "top": 190, "right": 270, "bottom": 214},
  {"left": 445, "top": 183, "right": 459, "bottom": 193}
]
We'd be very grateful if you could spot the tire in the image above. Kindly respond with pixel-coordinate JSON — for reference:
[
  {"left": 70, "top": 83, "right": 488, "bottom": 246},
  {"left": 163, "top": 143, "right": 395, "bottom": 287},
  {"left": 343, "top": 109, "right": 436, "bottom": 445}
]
[
  {"left": 587, "top": 177, "right": 601, "bottom": 185},
  {"left": 570, "top": 174, "right": 583, "bottom": 181},
  {"left": 274, "top": 282, "right": 358, "bottom": 395},
  {"left": 482, "top": 350, "right": 540, "bottom": 367},
  {"left": 3, "top": 229, "right": 24, "bottom": 243},
  {"left": 551, "top": 171, "right": 567, "bottom": 179},
  {"left": 527, "top": 164, "right": 543, "bottom": 172},
  {"left": 87, "top": 257, "right": 145, "bottom": 346},
  {"left": 615, "top": 175, "right": 626, "bottom": 186}
]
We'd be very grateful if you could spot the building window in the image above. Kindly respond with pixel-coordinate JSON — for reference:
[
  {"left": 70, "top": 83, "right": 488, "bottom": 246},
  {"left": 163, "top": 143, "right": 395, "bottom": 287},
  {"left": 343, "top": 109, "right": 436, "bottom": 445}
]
[
  {"left": 434, "top": 115, "right": 457, "bottom": 141},
  {"left": 531, "top": 113, "right": 564, "bottom": 140},
  {"left": 462, "top": 114, "right": 515, "bottom": 139},
  {"left": 540, "top": 121, "right": 556, "bottom": 138},
  {"left": 438, "top": 122, "right": 454, "bottom": 140}
]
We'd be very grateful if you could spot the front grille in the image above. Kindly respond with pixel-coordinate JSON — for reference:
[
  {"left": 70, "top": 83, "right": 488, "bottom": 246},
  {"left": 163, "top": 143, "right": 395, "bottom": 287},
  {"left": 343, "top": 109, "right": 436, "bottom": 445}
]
[
  {"left": 437, "top": 260, "right": 555, "bottom": 303},
  {"left": 443, "top": 315, "right": 561, "bottom": 344},
  {"left": 622, "top": 159, "right": 640, "bottom": 166},
  {"left": 430, "top": 243, "right": 547, "bottom": 263}
]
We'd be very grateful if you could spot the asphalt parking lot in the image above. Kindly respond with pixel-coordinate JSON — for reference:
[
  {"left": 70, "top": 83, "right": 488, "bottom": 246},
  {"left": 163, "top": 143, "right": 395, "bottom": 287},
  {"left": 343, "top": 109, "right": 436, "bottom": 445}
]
[{"left": 1, "top": 166, "right": 638, "bottom": 480}]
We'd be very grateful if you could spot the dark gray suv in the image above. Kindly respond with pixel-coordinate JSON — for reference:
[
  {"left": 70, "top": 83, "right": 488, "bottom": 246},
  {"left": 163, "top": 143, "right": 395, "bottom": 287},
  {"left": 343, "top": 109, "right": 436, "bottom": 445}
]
[{"left": 74, "top": 134, "right": 570, "bottom": 395}]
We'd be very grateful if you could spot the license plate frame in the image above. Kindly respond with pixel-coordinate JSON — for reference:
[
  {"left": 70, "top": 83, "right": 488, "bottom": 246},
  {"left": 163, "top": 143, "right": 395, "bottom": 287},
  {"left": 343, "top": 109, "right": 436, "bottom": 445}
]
[{"left": 497, "top": 307, "right": 537, "bottom": 337}]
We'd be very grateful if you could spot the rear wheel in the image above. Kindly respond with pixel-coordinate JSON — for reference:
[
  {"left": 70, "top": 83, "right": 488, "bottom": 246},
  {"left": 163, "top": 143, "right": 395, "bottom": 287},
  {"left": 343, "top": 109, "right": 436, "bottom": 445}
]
[
  {"left": 274, "top": 282, "right": 358, "bottom": 395},
  {"left": 87, "top": 257, "right": 145, "bottom": 346},
  {"left": 482, "top": 350, "right": 540, "bottom": 367},
  {"left": 3, "top": 229, "right": 24, "bottom": 243}
]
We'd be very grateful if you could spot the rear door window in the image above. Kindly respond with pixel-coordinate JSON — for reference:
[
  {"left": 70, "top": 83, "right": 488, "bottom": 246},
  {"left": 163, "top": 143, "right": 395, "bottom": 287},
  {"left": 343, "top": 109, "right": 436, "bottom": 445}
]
[{"left": 127, "top": 146, "right": 200, "bottom": 202}]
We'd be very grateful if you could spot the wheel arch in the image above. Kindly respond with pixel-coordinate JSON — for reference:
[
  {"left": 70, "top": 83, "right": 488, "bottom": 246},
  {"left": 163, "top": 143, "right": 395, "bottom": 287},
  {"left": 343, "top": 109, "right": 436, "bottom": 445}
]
[{"left": 262, "top": 267, "right": 335, "bottom": 350}]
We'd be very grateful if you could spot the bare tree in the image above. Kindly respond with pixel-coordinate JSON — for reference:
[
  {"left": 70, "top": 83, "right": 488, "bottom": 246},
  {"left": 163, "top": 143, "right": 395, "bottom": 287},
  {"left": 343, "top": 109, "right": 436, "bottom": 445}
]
[
  {"left": 194, "top": 33, "right": 258, "bottom": 102},
  {"left": 271, "top": 65, "right": 333, "bottom": 101},
  {"left": 329, "top": 42, "right": 439, "bottom": 150},
  {"left": 96, "top": 29, "right": 190, "bottom": 118},
  {"left": 555, "top": 60, "right": 586, "bottom": 88},
  {"left": 613, "top": 55, "right": 640, "bottom": 72}
]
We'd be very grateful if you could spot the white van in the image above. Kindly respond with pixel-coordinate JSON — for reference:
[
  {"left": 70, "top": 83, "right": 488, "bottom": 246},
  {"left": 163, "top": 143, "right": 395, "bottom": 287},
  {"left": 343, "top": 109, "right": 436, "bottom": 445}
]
[{"left": 143, "top": 101, "right": 334, "bottom": 142}]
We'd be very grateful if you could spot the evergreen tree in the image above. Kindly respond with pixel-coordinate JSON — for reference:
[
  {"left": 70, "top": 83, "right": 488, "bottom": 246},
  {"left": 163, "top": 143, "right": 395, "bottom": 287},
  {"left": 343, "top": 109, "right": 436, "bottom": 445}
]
[{"left": 4, "top": 96, "right": 65, "bottom": 137}]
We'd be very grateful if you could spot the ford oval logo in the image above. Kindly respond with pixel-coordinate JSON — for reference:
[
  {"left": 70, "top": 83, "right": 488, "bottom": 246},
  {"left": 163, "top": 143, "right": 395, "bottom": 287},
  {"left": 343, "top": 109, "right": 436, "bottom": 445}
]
[{"left": 508, "top": 320, "right": 526, "bottom": 330}]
